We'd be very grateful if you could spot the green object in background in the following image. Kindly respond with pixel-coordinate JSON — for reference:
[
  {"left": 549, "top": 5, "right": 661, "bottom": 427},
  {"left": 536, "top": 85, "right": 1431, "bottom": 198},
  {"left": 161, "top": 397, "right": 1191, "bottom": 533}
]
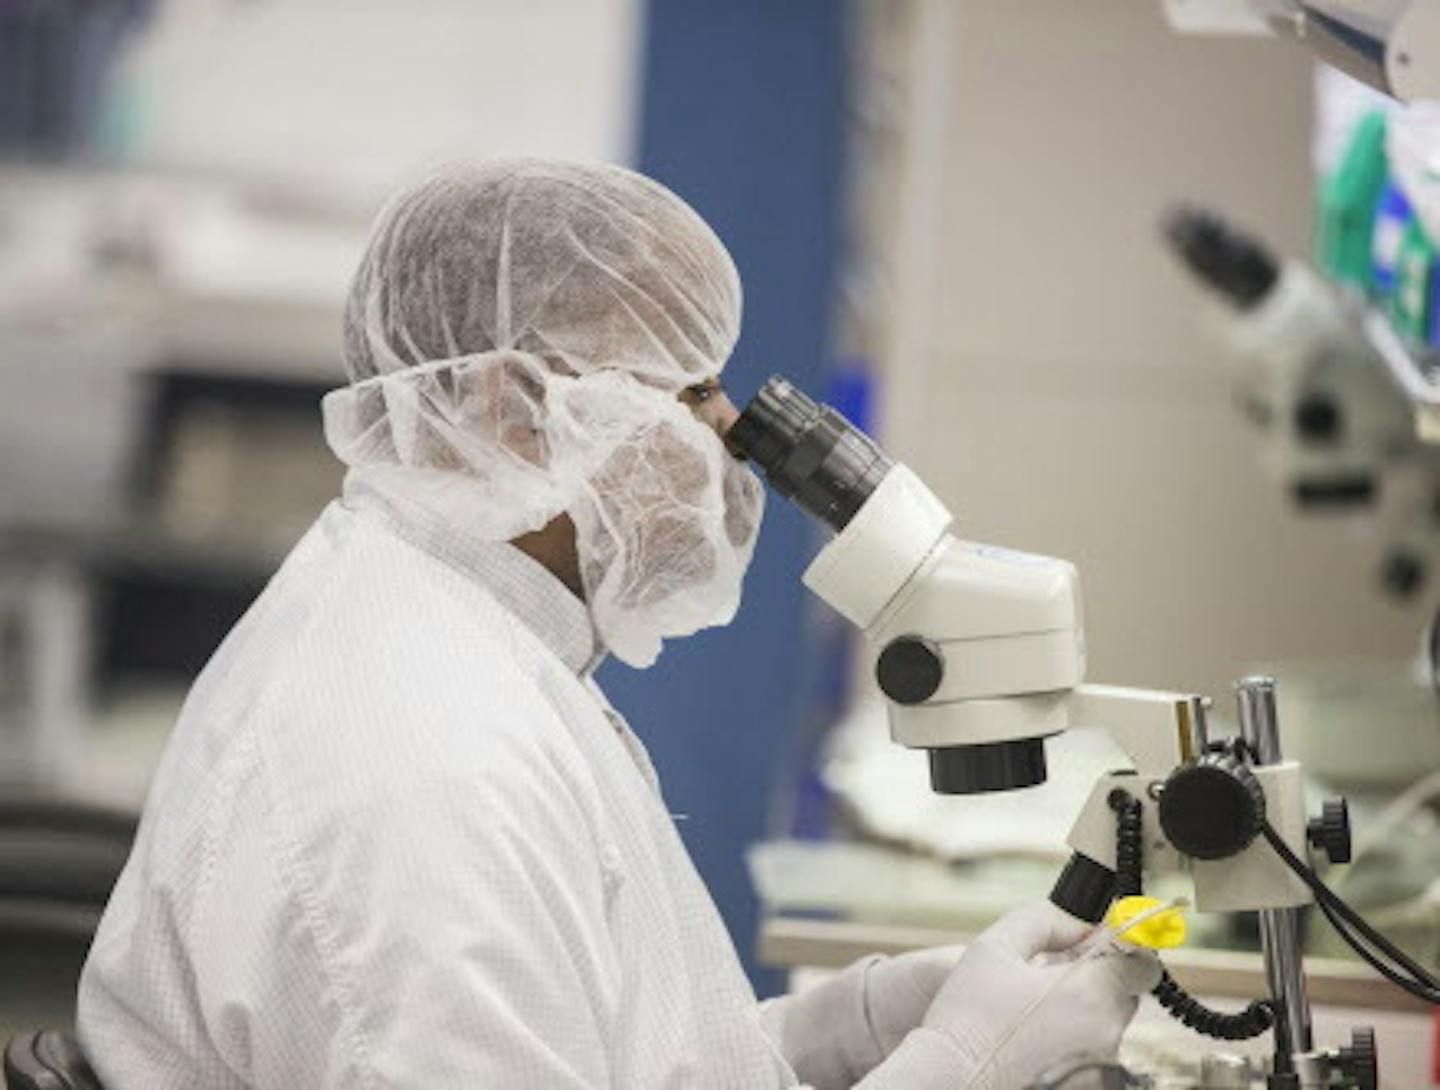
[
  {"left": 1316, "top": 110, "right": 1389, "bottom": 290},
  {"left": 1392, "top": 219, "right": 1436, "bottom": 342}
]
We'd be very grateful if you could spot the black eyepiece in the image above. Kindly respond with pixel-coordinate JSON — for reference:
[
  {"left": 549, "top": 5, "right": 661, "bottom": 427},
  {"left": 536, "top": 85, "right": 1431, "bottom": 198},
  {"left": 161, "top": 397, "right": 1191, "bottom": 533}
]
[
  {"left": 729, "top": 375, "right": 893, "bottom": 532},
  {"left": 1163, "top": 206, "right": 1279, "bottom": 311}
]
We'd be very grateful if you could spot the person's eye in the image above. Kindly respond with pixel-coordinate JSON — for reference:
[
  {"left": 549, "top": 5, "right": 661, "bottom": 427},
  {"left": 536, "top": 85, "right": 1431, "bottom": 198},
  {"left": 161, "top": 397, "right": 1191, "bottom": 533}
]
[{"left": 685, "top": 380, "right": 722, "bottom": 404}]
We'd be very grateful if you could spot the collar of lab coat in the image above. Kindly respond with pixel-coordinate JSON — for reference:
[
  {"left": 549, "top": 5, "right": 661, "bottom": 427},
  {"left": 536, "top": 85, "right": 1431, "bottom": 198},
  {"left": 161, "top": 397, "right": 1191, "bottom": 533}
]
[{"left": 339, "top": 473, "right": 603, "bottom": 676}]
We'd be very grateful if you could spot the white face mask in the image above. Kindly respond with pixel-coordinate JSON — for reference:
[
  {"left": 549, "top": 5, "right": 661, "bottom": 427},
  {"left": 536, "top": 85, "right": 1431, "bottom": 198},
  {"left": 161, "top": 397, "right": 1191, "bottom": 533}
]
[
  {"left": 559, "top": 372, "right": 764, "bottom": 667},
  {"left": 322, "top": 352, "right": 765, "bottom": 668}
]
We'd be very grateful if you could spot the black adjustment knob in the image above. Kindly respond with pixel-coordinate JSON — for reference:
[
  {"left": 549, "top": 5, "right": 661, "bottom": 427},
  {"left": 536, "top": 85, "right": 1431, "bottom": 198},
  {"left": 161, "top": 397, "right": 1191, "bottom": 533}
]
[
  {"left": 1295, "top": 392, "right": 1342, "bottom": 442},
  {"left": 1381, "top": 549, "right": 1426, "bottom": 600},
  {"left": 875, "top": 636, "right": 944, "bottom": 705},
  {"left": 1158, "top": 752, "right": 1266, "bottom": 861},
  {"left": 1338, "top": 1026, "right": 1378, "bottom": 1090},
  {"left": 1309, "top": 797, "right": 1353, "bottom": 865}
]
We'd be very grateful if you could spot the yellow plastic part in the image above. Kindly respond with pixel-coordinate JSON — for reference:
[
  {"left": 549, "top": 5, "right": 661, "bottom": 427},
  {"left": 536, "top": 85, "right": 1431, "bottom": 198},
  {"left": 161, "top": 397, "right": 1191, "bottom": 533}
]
[{"left": 1106, "top": 896, "right": 1188, "bottom": 950}]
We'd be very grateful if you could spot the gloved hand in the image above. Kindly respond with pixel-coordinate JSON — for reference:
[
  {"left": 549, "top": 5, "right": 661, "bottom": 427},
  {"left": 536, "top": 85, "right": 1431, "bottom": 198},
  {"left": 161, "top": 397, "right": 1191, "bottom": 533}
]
[
  {"left": 756, "top": 943, "right": 965, "bottom": 1087},
  {"left": 881, "top": 900, "right": 1160, "bottom": 1090},
  {"left": 859, "top": 944, "right": 965, "bottom": 1058}
]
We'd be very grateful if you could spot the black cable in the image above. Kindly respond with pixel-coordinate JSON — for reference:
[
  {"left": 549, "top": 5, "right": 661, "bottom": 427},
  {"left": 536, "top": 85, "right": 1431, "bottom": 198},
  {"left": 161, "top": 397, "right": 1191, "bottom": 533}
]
[
  {"left": 1151, "top": 972, "right": 1275, "bottom": 1040},
  {"left": 1260, "top": 823, "right": 1438, "bottom": 983},
  {"left": 1322, "top": 882, "right": 1439, "bottom": 989},
  {"left": 1260, "top": 822, "right": 1440, "bottom": 1004},
  {"left": 1314, "top": 896, "right": 1440, "bottom": 1005},
  {"left": 1111, "top": 794, "right": 1143, "bottom": 898},
  {"left": 1314, "top": 892, "right": 1438, "bottom": 1003},
  {"left": 1109, "top": 792, "right": 1274, "bottom": 1040}
]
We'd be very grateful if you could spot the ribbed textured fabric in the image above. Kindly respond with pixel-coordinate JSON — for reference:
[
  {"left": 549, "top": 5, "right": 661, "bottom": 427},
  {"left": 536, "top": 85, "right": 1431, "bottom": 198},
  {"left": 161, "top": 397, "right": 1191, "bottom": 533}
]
[{"left": 77, "top": 499, "right": 959, "bottom": 1088}]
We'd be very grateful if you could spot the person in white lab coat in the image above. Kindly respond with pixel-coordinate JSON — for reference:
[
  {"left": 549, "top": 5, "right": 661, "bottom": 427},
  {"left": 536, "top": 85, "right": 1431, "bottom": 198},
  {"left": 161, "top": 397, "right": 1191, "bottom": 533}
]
[{"left": 78, "top": 159, "right": 1157, "bottom": 1089}]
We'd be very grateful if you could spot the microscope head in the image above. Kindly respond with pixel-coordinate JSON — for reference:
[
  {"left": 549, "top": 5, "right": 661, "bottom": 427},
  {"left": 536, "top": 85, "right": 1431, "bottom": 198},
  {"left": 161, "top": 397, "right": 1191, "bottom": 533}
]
[
  {"left": 732, "top": 377, "right": 1085, "bottom": 794},
  {"left": 1165, "top": 206, "right": 1415, "bottom": 510},
  {"left": 725, "top": 375, "right": 894, "bottom": 533}
]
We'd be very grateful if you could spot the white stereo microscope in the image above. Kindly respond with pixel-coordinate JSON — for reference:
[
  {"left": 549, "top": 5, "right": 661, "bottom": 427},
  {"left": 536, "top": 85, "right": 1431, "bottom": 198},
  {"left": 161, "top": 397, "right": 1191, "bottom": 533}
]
[
  {"left": 1164, "top": 207, "right": 1440, "bottom": 605},
  {"left": 1165, "top": 207, "right": 1419, "bottom": 514},
  {"left": 728, "top": 377, "right": 1440, "bottom": 1089}
]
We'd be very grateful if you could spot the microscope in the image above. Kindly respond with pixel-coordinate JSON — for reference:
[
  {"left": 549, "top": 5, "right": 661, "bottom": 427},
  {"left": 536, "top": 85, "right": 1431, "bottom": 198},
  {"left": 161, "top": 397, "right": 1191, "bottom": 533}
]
[
  {"left": 1164, "top": 207, "right": 1419, "bottom": 513},
  {"left": 726, "top": 377, "right": 1437, "bottom": 1089},
  {"left": 1165, "top": 207, "right": 1440, "bottom": 610}
]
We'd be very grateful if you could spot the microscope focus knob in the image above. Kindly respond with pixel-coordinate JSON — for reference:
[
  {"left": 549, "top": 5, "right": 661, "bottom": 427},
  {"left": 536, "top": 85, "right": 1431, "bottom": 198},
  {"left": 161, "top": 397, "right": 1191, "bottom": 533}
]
[
  {"left": 1308, "top": 797, "right": 1353, "bottom": 865},
  {"left": 875, "top": 636, "right": 944, "bottom": 705},
  {"left": 1157, "top": 752, "right": 1265, "bottom": 861},
  {"left": 1337, "top": 1026, "right": 1378, "bottom": 1090}
]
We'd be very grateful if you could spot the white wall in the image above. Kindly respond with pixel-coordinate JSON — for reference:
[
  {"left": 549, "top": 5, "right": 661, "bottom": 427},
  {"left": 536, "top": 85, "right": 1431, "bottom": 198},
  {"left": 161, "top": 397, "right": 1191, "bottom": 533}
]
[{"left": 882, "top": 2, "right": 1423, "bottom": 703}]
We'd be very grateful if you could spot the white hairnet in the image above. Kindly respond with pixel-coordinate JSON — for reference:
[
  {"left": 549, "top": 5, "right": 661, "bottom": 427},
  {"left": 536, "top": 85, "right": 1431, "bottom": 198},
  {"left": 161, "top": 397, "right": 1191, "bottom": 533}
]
[
  {"left": 321, "top": 159, "right": 763, "bottom": 667},
  {"left": 341, "top": 158, "right": 742, "bottom": 385}
]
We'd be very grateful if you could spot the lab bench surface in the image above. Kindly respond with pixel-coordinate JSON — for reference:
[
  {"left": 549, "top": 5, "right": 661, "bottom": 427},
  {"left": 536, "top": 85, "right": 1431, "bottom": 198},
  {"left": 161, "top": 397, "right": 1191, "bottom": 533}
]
[{"left": 759, "top": 915, "right": 1431, "bottom": 1014}]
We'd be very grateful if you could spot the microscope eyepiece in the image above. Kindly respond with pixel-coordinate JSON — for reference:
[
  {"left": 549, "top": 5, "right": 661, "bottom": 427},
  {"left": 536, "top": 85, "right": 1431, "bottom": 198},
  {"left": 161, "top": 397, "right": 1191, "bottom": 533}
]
[
  {"left": 735, "top": 375, "right": 1065, "bottom": 799},
  {"left": 729, "top": 376, "right": 893, "bottom": 533},
  {"left": 1163, "top": 206, "right": 1279, "bottom": 311}
]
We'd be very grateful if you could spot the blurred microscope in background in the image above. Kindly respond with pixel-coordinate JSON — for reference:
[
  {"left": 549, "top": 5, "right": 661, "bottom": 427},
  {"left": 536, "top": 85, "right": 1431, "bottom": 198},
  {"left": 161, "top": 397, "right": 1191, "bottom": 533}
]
[
  {"left": 1163, "top": 206, "right": 1440, "bottom": 602},
  {"left": 1160, "top": 7, "right": 1440, "bottom": 611}
]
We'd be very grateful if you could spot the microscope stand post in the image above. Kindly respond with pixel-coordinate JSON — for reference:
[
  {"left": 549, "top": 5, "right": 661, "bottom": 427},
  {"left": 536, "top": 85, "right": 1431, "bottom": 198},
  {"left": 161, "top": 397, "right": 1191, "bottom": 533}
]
[{"left": 1235, "top": 676, "right": 1317, "bottom": 1088}]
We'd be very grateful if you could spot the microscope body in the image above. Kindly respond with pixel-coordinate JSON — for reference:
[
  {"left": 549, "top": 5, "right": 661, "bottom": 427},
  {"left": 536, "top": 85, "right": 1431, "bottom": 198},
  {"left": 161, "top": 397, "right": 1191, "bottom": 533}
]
[
  {"left": 1167, "top": 208, "right": 1422, "bottom": 510},
  {"left": 1216, "top": 259, "right": 1416, "bottom": 508},
  {"left": 799, "top": 458, "right": 1316, "bottom": 914},
  {"left": 1063, "top": 688, "right": 1314, "bottom": 914},
  {"left": 801, "top": 462, "right": 1082, "bottom": 793}
]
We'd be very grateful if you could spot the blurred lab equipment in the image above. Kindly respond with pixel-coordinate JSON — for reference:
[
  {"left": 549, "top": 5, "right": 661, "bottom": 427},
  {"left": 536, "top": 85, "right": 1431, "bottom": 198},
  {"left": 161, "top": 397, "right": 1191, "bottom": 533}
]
[
  {"left": 1388, "top": 105, "right": 1440, "bottom": 253},
  {"left": 0, "top": 168, "right": 357, "bottom": 796},
  {"left": 1161, "top": 1, "right": 1440, "bottom": 103},
  {"left": 730, "top": 376, "right": 1440, "bottom": 1089},
  {"left": 0, "top": 0, "right": 155, "bottom": 159},
  {"left": 1275, "top": 2, "right": 1440, "bottom": 103},
  {"left": 1163, "top": 204, "right": 1440, "bottom": 627},
  {"left": 1164, "top": 207, "right": 1417, "bottom": 512},
  {"left": 1272, "top": 659, "right": 1440, "bottom": 789},
  {"left": 1161, "top": 7, "right": 1440, "bottom": 479},
  {"left": 0, "top": 799, "right": 133, "bottom": 1040}
]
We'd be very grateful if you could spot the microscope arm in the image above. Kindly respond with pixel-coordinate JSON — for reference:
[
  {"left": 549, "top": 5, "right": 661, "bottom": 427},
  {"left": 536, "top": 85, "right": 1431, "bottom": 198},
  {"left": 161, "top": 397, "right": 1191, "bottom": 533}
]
[{"left": 1056, "top": 684, "right": 1314, "bottom": 919}]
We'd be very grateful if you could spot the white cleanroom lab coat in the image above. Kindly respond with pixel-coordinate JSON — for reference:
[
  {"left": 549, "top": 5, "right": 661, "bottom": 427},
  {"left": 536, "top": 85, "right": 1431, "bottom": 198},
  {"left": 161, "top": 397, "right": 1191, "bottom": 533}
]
[{"left": 78, "top": 488, "right": 965, "bottom": 1088}]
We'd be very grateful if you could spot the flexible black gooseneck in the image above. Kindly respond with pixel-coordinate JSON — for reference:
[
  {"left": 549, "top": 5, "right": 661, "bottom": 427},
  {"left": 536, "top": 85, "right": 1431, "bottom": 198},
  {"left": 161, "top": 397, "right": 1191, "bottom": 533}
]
[{"left": 1108, "top": 791, "right": 1276, "bottom": 1041}]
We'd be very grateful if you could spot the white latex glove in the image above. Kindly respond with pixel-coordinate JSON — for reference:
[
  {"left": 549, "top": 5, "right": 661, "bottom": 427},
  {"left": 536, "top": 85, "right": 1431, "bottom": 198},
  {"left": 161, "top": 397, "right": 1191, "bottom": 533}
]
[
  {"left": 869, "top": 901, "right": 1160, "bottom": 1090},
  {"left": 757, "top": 945, "right": 962, "bottom": 1088},
  {"left": 860, "top": 944, "right": 965, "bottom": 1058}
]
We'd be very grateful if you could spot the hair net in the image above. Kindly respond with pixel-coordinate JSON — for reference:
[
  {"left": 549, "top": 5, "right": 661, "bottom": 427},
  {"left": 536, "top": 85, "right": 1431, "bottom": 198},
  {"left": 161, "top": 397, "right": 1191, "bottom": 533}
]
[{"left": 321, "top": 160, "right": 764, "bottom": 667}]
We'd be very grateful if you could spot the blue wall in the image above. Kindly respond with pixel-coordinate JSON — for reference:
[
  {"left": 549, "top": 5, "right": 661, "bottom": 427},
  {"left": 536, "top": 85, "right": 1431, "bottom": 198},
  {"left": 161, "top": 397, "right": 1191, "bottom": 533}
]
[{"left": 596, "top": 1, "right": 849, "bottom": 997}]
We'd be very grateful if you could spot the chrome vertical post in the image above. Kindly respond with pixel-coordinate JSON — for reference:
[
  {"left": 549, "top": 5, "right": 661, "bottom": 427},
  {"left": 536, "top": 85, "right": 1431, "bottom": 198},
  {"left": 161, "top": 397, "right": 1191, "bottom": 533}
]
[{"left": 1234, "top": 676, "right": 1315, "bottom": 1084}]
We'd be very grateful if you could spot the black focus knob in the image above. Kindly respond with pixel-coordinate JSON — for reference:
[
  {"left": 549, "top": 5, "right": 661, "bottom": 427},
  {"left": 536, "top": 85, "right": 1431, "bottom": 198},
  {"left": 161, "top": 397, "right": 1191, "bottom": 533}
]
[
  {"left": 1158, "top": 752, "right": 1266, "bottom": 861},
  {"left": 1309, "top": 797, "right": 1353, "bottom": 865},
  {"left": 875, "top": 636, "right": 944, "bottom": 705},
  {"left": 1381, "top": 549, "right": 1426, "bottom": 601},
  {"left": 1295, "top": 392, "right": 1342, "bottom": 442},
  {"left": 1338, "top": 1026, "right": 1378, "bottom": 1090}
]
